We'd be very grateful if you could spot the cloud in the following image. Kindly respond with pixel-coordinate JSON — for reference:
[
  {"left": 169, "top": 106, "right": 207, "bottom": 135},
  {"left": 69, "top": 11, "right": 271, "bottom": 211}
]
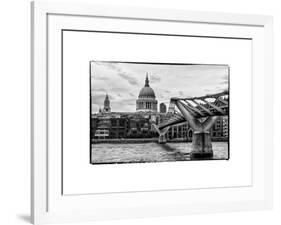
[
  {"left": 124, "top": 100, "right": 135, "bottom": 106},
  {"left": 110, "top": 87, "right": 128, "bottom": 93},
  {"left": 219, "top": 75, "right": 229, "bottom": 85},
  {"left": 91, "top": 76, "right": 109, "bottom": 80},
  {"left": 150, "top": 74, "right": 161, "bottom": 83},
  {"left": 118, "top": 72, "right": 139, "bottom": 86},
  {"left": 94, "top": 61, "right": 140, "bottom": 86},
  {"left": 158, "top": 94, "right": 165, "bottom": 98},
  {"left": 104, "top": 62, "right": 122, "bottom": 72},
  {"left": 92, "top": 87, "right": 106, "bottom": 92},
  {"left": 111, "top": 98, "right": 136, "bottom": 112},
  {"left": 115, "top": 98, "right": 136, "bottom": 106},
  {"left": 91, "top": 94, "right": 105, "bottom": 105},
  {"left": 94, "top": 61, "right": 122, "bottom": 72},
  {"left": 163, "top": 90, "right": 171, "bottom": 94},
  {"left": 219, "top": 80, "right": 228, "bottom": 85},
  {"left": 91, "top": 93, "right": 116, "bottom": 105}
]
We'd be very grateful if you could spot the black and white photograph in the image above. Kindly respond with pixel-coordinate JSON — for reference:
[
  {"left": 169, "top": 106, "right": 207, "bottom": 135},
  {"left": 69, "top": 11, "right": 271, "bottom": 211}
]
[
  {"left": 26, "top": 1, "right": 275, "bottom": 223},
  {"left": 90, "top": 61, "right": 229, "bottom": 164}
]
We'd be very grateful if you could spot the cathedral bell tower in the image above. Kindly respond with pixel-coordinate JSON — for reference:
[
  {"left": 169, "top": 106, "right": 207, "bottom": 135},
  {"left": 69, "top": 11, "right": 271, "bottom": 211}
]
[{"left": 103, "top": 93, "right": 111, "bottom": 113}]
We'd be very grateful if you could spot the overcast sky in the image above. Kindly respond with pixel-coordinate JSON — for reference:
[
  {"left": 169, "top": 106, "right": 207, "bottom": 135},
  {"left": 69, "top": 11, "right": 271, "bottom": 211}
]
[{"left": 91, "top": 61, "right": 229, "bottom": 113}]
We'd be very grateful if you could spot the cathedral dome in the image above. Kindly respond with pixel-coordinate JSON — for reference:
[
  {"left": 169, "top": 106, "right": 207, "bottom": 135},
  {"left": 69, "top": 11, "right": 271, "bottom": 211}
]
[
  {"left": 136, "top": 74, "right": 158, "bottom": 112},
  {"left": 138, "top": 74, "right": 156, "bottom": 99},
  {"left": 138, "top": 86, "right": 156, "bottom": 99}
]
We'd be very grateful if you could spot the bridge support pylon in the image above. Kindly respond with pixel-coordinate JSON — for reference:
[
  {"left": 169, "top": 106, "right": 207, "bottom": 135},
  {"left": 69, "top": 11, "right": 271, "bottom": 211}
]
[
  {"left": 191, "top": 131, "right": 213, "bottom": 159},
  {"left": 175, "top": 100, "right": 218, "bottom": 159},
  {"left": 152, "top": 124, "right": 170, "bottom": 144},
  {"left": 158, "top": 133, "right": 167, "bottom": 144}
]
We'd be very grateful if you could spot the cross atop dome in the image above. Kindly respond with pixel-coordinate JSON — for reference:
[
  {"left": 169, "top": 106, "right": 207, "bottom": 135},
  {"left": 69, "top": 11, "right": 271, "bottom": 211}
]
[{"left": 145, "top": 73, "right": 150, "bottom": 87}]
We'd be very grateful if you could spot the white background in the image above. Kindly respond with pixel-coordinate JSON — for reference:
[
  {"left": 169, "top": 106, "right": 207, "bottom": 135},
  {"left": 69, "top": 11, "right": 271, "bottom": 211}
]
[
  {"left": 0, "top": 0, "right": 280, "bottom": 224},
  {"left": 60, "top": 23, "right": 252, "bottom": 195}
]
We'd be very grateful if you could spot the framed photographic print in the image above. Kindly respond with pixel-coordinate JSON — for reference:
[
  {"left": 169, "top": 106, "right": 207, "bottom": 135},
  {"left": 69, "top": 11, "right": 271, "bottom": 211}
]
[{"left": 31, "top": 1, "right": 273, "bottom": 224}]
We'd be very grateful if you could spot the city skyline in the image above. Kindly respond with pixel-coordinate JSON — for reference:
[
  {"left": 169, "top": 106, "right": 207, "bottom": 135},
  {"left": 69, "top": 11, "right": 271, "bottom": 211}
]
[{"left": 91, "top": 61, "right": 229, "bottom": 113}]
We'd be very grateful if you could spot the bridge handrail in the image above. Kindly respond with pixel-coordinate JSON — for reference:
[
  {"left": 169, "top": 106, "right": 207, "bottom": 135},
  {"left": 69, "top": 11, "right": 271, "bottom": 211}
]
[{"left": 172, "top": 91, "right": 229, "bottom": 101}]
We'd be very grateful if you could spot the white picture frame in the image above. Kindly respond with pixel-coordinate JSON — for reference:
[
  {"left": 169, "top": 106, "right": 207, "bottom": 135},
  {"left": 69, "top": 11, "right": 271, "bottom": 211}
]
[{"left": 31, "top": 1, "right": 273, "bottom": 224}]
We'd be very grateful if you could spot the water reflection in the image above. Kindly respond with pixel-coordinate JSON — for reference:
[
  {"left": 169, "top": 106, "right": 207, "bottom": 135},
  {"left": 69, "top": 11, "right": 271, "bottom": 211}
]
[{"left": 91, "top": 142, "right": 228, "bottom": 164}]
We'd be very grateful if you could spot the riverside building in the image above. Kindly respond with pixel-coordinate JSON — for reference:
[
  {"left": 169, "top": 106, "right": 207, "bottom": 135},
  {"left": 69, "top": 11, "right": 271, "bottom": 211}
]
[{"left": 91, "top": 74, "right": 228, "bottom": 141}]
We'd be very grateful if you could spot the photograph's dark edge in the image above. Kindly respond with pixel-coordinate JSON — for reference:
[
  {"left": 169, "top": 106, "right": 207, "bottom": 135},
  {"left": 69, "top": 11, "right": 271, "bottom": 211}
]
[
  {"left": 61, "top": 29, "right": 64, "bottom": 194},
  {"left": 89, "top": 61, "right": 93, "bottom": 165},
  {"left": 227, "top": 65, "right": 230, "bottom": 160},
  {"left": 89, "top": 60, "right": 230, "bottom": 165}
]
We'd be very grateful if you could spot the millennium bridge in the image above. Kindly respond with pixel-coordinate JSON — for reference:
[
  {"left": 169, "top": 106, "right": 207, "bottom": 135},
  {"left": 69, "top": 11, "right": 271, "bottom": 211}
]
[{"left": 153, "top": 91, "right": 229, "bottom": 159}]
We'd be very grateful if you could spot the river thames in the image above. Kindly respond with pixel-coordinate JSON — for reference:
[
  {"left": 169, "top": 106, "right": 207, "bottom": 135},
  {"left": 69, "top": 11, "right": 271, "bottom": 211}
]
[{"left": 91, "top": 142, "right": 229, "bottom": 164}]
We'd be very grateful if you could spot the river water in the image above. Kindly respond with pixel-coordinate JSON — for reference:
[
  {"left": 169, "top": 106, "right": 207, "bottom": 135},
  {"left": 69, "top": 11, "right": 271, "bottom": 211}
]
[{"left": 91, "top": 142, "right": 229, "bottom": 164}]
